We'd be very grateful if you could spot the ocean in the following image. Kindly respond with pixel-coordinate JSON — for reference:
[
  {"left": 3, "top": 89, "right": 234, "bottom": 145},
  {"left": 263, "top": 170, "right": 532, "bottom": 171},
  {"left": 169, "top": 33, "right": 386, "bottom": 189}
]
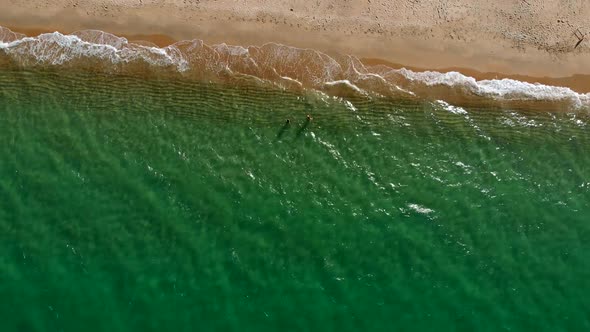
[{"left": 1, "top": 27, "right": 589, "bottom": 331}]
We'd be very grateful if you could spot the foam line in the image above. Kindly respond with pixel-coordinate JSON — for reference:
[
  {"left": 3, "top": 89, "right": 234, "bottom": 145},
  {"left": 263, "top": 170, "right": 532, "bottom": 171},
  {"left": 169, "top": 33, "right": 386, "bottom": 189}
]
[{"left": 1, "top": 26, "right": 588, "bottom": 109}]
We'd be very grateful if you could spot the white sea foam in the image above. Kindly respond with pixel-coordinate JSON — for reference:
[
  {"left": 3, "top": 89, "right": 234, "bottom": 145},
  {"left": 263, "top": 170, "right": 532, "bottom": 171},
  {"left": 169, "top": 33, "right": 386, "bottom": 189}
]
[
  {"left": 435, "top": 100, "right": 468, "bottom": 115},
  {"left": 407, "top": 203, "right": 434, "bottom": 215},
  {"left": 0, "top": 30, "right": 188, "bottom": 71},
  {"left": 399, "top": 68, "right": 590, "bottom": 108},
  {"left": 323, "top": 80, "right": 366, "bottom": 95},
  {"left": 213, "top": 43, "right": 249, "bottom": 56}
]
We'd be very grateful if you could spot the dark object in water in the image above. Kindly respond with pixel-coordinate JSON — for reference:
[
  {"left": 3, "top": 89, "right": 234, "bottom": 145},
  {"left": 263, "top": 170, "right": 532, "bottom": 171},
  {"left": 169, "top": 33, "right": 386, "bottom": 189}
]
[{"left": 277, "top": 119, "right": 291, "bottom": 140}]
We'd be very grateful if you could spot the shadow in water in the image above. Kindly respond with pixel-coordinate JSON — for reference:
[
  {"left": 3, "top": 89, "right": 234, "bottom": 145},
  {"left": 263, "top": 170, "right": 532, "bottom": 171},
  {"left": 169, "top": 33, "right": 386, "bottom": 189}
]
[{"left": 276, "top": 121, "right": 291, "bottom": 140}]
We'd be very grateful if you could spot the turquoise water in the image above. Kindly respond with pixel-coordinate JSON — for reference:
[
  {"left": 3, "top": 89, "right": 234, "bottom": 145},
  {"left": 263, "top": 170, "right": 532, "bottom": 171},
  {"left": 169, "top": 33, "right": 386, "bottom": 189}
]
[{"left": 1, "top": 69, "right": 589, "bottom": 331}]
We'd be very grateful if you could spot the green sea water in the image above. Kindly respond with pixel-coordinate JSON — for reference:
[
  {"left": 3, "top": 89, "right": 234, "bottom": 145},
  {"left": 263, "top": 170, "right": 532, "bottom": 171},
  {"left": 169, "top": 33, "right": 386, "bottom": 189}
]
[{"left": 0, "top": 69, "right": 589, "bottom": 331}]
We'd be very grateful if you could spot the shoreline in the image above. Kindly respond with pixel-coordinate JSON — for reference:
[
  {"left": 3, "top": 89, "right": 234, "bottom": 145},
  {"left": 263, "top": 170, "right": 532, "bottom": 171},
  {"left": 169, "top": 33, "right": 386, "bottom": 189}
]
[
  {"left": 1, "top": 1, "right": 590, "bottom": 93},
  {"left": 6, "top": 24, "right": 590, "bottom": 94}
]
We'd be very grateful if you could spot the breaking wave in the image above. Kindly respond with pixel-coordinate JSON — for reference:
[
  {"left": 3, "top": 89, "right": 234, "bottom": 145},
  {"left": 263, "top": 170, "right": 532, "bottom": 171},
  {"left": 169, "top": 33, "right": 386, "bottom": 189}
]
[{"left": 1, "top": 26, "right": 588, "bottom": 110}]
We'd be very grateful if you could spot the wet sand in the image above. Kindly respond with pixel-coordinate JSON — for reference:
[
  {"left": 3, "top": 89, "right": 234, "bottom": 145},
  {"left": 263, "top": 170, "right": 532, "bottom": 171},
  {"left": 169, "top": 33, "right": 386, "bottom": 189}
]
[{"left": 1, "top": 0, "right": 590, "bottom": 91}]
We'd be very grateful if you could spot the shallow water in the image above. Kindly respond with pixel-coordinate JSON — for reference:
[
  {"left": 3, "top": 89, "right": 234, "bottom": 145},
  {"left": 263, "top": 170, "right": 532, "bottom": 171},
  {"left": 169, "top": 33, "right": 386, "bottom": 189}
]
[{"left": 0, "top": 69, "right": 589, "bottom": 331}]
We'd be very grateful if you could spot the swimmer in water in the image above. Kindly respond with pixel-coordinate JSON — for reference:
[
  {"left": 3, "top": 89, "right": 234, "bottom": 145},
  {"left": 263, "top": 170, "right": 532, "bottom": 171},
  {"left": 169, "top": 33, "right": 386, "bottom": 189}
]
[
  {"left": 286, "top": 119, "right": 291, "bottom": 124},
  {"left": 306, "top": 114, "right": 313, "bottom": 122}
]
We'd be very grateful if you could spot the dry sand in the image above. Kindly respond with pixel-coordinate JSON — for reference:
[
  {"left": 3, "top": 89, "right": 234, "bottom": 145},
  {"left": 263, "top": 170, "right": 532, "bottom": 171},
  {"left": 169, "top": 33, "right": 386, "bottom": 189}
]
[{"left": 1, "top": 0, "right": 590, "bottom": 89}]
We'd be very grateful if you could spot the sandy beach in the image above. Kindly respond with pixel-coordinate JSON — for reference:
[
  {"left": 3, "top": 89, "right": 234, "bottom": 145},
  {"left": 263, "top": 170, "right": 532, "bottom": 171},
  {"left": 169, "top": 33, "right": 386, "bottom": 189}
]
[{"left": 1, "top": 0, "right": 590, "bottom": 91}]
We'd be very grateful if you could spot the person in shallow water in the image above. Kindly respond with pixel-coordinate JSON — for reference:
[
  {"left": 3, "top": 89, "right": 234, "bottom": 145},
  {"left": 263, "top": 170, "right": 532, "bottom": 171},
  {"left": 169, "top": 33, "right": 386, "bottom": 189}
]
[
  {"left": 286, "top": 119, "right": 291, "bottom": 124},
  {"left": 306, "top": 114, "right": 313, "bottom": 121}
]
